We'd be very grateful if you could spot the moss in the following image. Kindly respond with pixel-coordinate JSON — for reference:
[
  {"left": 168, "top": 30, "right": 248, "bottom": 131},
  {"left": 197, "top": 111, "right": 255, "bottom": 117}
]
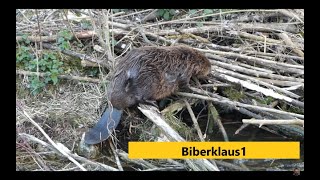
[
  {"left": 256, "top": 96, "right": 275, "bottom": 105},
  {"left": 280, "top": 103, "right": 304, "bottom": 114},
  {"left": 223, "top": 87, "right": 245, "bottom": 101}
]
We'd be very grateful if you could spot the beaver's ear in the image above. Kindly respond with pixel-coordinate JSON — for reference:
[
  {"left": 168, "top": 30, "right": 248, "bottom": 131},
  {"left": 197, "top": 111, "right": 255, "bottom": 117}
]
[
  {"left": 125, "top": 67, "right": 139, "bottom": 92},
  {"left": 165, "top": 72, "right": 177, "bottom": 83},
  {"left": 126, "top": 67, "right": 138, "bottom": 79},
  {"left": 125, "top": 78, "right": 133, "bottom": 92}
]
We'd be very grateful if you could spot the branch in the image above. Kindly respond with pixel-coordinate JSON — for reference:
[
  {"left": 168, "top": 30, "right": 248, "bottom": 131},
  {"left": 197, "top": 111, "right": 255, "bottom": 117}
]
[
  {"left": 16, "top": 31, "right": 96, "bottom": 42},
  {"left": 208, "top": 57, "right": 303, "bottom": 82},
  {"left": 183, "top": 99, "right": 204, "bottom": 141},
  {"left": 242, "top": 119, "right": 304, "bottom": 126},
  {"left": 213, "top": 73, "right": 304, "bottom": 108},
  {"left": 137, "top": 104, "right": 219, "bottom": 171},
  {"left": 42, "top": 43, "right": 109, "bottom": 68},
  {"left": 213, "top": 67, "right": 301, "bottom": 99},
  {"left": 16, "top": 69, "right": 102, "bottom": 83},
  {"left": 176, "top": 92, "right": 304, "bottom": 119},
  {"left": 278, "top": 33, "right": 304, "bottom": 57},
  {"left": 196, "top": 48, "right": 304, "bottom": 74}
]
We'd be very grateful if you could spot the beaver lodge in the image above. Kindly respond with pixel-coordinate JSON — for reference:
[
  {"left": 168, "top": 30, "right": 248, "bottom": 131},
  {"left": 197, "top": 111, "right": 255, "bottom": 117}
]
[{"left": 16, "top": 9, "right": 304, "bottom": 171}]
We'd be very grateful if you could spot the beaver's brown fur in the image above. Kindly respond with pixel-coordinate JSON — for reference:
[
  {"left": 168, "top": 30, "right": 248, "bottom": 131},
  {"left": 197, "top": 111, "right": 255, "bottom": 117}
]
[{"left": 107, "top": 45, "right": 211, "bottom": 109}]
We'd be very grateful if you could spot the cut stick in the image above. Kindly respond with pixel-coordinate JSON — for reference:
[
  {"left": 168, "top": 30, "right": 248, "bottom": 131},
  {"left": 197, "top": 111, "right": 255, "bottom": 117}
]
[
  {"left": 176, "top": 92, "right": 304, "bottom": 119},
  {"left": 242, "top": 119, "right": 304, "bottom": 126},
  {"left": 213, "top": 73, "right": 304, "bottom": 108}
]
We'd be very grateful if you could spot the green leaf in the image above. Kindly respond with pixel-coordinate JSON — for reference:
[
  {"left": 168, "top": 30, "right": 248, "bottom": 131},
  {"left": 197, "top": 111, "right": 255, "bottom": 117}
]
[
  {"left": 22, "top": 34, "right": 28, "bottom": 41},
  {"left": 204, "top": 9, "right": 213, "bottom": 15},
  {"left": 169, "top": 9, "right": 175, "bottom": 15},
  {"left": 188, "top": 9, "right": 197, "bottom": 16},
  {"left": 77, "top": 43, "right": 84, "bottom": 48},
  {"left": 58, "top": 37, "right": 65, "bottom": 44},
  {"left": 51, "top": 75, "right": 58, "bottom": 84},
  {"left": 44, "top": 77, "right": 51, "bottom": 84},
  {"left": 158, "top": 9, "right": 165, "bottom": 16},
  {"left": 163, "top": 11, "right": 170, "bottom": 20},
  {"left": 112, "top": 9, "right": 120, "bottom": 13},
  {"left": 111, "top": 38, "right": 117, "bottom": 47},
  {"left": 196, "top": 22, "right": 203, "bottom": 27}
]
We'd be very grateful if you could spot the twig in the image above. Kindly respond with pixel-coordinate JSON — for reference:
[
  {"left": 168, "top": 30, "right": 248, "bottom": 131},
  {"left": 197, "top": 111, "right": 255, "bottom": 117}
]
[
  {"left": 16, "top": 31, "right": 96, "bottom": 42},
  {"left": 245, "top": 51, "right": 304, "bottom": 62},
  {"left": 143, "top": 9, "right": 280, "bottom": 28},
  {"left": 236, "top": 22, "right": 298, "bottom": 34},
  {"left": 144, "top": 31, "right": 173, "bottom": 45},
  {"left": 282, "top": 84, "right": 304, "bottom": 91},
  {"left": 242, "top": 119, "right": 304, "bottom": 126},
  {"left": 137, "top": 26, "right": 155, "bottom": 46},
  {"left": 207, "top": 44, "right": 304, "bottom": 62},
  {"left": 137, "top": 104, "right": 219, "bottom": 171},
  {"left": 157, "top": 26, "right": 222, "bottom": 36},
  {"left": 278, "top": 9, "right": 304, "bottom": 23},
  {"left": 256, "top": 78, "right": 303, "bottom": 87},
  {"left": 109, "top": 140, "right": 123, "bottom": 171},
  {"left": 214, "top": 67, "right": 301, "bottom": 99},
  {"left": 207, "top": 102, "right": 229, "bottom": 141},
  {"left": 62, "top": 10, "right": 83, "bottom": 45},
  {"left": 196, "top": 48, "right": 304, "bottom": 72},
  {"left": 189, "top": 87, "right": 291, "bottom": 119},
  {"left": 141, "top": 9, "right": 159, "bottom": 23},
  {"left": 35, "top": 10, "right": 43, "bottom": 51},
  {"left": 117, "top": 150, "right": 158, "bottom": 169},
  {"left": 183, "top": 99, "right": 204, "bottom": 141},
  {"left": 41, "top": 43, "right": 109, "bottom": 68},
  {"left": 213, "top": 73, "right": 304, "bottom": 108},
  {"left": 278, "top": 33, "right": 304, "bottom": 57},
  {"left": 176, "top": 92, "right": 304, "bottom": 119},
  {"left": 114, "top": 9, "right": 154, "bottom": 19},
  {"left": 228, "top": 31, "right": 282, "bottom": 44},
  {"left": 101, "top": 10, "right": 115, "bottom": 63},
  {"left": 215, "top": 160, "right": 250, "bottom": 171},
  {"left": 16, "top": 69, "right": 102, "bottom": 83},
  {"left": 19, "top": 133, "right": 118, "bottom": 171},
  {"left": 16, "top": 104, "right": 87, "bottom": 171},
  {"left": 208, "top": 57, "right": 304, "bottom": 82}
]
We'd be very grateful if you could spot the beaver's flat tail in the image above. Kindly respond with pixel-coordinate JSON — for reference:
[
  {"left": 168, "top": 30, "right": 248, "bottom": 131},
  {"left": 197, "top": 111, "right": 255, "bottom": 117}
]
[{"left": 84, "top": 108, "right": 123, "bottom": 145}]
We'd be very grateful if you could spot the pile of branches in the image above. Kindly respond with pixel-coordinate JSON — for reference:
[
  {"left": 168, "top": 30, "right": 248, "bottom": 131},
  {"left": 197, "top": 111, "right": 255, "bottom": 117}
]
[{"left": 16, "top": 9, "right": 304, "bottom": 171}]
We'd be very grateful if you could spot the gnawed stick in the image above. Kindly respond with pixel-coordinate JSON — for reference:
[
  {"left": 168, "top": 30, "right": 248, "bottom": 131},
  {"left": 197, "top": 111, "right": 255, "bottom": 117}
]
[
  {"left": 214, "top": 67, "right": 301, "bottom": 99},
  {"left": 213, "top": 73, "right": 304, "bottom": 108},
  {"left": 176, "top": 92, "right": 304, "bottom": 119},
  {"left": 242, "top": 119, "right": 304, "bottom": 126},
  {"left": 137, "top": 104, "right": 219, "bottom": 171},
  {"left": 183, "top": 99, "right": 205, "bottom": 141}
]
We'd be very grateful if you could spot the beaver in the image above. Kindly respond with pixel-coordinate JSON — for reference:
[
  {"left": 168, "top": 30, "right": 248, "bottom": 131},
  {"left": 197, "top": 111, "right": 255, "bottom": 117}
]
[{"left": 84, "top": 45, "right": 211, "bottom": 144}]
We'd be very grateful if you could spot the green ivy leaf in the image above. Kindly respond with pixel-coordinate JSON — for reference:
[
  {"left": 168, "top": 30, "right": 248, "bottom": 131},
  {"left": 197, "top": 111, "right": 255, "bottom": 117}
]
[
  {"left": 188, "top": 9, "right": 197, "bottom": 16},
  {"left": 158, "top": 9, "right": 165, "bottom": 16},
  {"left": 51, "top": 75, "right": 58, "bottom": 84},
  {"left": 58, "top": 37, "right": 65, "bottom": 44},
  {"left": 169, "top": 9, "right": 175, "bottom": 15},
  {"left": 197, "top": 22, "right": 203, "bottom": 27},
  {"left": 112, "top": 9, "right": 120, "bottom": 13},
  {"left": 163, "top": 11, "right": 170, "bottom": 20},
  {"left": 204, "top": 9, "right": 213, "bottom": 15}
]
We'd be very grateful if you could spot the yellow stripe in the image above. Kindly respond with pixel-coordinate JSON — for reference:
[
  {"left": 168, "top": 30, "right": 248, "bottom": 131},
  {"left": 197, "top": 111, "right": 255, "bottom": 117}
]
[{"left": 128, "top": 142, "right": 300, "bottom": 159}]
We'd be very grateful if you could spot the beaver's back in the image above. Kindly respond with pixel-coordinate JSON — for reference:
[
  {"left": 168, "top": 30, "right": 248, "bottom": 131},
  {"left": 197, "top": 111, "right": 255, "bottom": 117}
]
[{"left": 107, "top": 45, "right": 211, "bottom": 109}]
